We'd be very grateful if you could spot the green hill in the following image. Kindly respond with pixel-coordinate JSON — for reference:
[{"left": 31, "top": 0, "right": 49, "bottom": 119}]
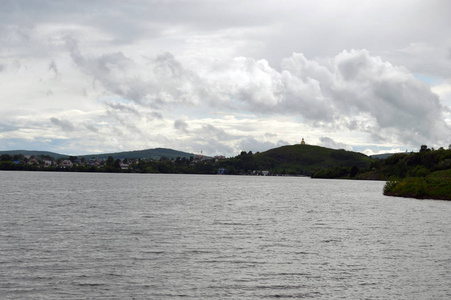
[
  {"left": 78, "top": 148, "right": 194, "bottom": 160},
  {"left": 0, "top": 150, "right": 68, "bottom": 159},
  {"left": 0, "top": 148, "right": 194, "bottom": 161},
  {"left": 218, "top": 144, "right": 373, "bottom": 176}
]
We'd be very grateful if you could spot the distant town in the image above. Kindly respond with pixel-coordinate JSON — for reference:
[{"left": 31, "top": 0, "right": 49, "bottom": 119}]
[
  {"left": 0, "top": 140, "right": 311, "bottom": 175},
  {"left": 0, "top": 152, "right": 235, "bottom": 174}
]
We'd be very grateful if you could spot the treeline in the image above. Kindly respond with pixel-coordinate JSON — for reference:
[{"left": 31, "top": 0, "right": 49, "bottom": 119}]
[
  {"left": 129, "top": 157, "right": 217, "bottom": 174},
  {"left": 0, "top": 145, "right": 374, "bottom": 176},
  {"left": 311, "top": 146, "right": 451, "bottom": 180},
  {"left": 215, "top": 151, "right": 304, "bottom": 175},
  {"left": 0, "top": 151, "right": 300, "bottom": 175},
  {"left": 364, "top": 146, "right": 451, "bottom": 180},
  {"left": 0, "top": 154, "right": 219, "bottom": 174},
  {"left": 311, "top": 165, "right": 361, "bottom": 179},
  {"left": 377, "top": 146, "right": 451, "bottom": 200}
]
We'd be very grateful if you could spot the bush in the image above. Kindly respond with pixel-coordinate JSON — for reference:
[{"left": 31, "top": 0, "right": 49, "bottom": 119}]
[
  {"left": 415, "top": 167, "right": 430, "bottom": 177},
  {"left": 383, "top": 180, "right": 398, "bottom": 194}
]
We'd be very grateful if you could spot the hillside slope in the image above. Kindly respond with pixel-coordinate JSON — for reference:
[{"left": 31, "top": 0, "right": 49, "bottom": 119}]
[
  {"left": 0, "top": 148, "right": 195, "bottom": 161},
  {"left": 78, "top": 148, "right": 194, "bottom": 160},
  {"left": 218, "top": 144, "right": 373, "bottom": 175},
  {"left": 0, "top": 150, "right": 67, "bottom": 159}
]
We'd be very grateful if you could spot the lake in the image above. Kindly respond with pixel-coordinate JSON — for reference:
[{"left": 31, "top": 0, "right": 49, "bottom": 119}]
[{"left": 0, "top": 171, "right": 450, "bottom": 299}]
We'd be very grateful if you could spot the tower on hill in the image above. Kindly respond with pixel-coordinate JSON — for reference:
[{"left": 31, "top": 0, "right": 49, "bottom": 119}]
[{"left": 301, "top": 138, "right": 306, "bottom": 145}]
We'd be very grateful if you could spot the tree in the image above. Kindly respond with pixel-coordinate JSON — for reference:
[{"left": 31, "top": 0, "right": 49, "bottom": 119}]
[
  {"left": 0, "top": 154, "right": 13, "bottom": 162},
  {"left": 114, "top": 159, "right": 121, "bottom": 169},
  {"left": 13, "top": 154, "right": 25, "bottom": 161},
  {"left": 420, "top": 145, "right": 429, "bottom": 152},
  {"left": 106, "top": 156, "right": 115, "bottom": 167},
  {"left": 350, "top": 166, "right": 359, "bottom": 178}
]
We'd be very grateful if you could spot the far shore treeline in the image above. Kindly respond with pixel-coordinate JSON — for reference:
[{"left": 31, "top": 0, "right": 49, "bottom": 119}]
[{"left": 1, "top": 144, "right": 450, "bottom": 200}]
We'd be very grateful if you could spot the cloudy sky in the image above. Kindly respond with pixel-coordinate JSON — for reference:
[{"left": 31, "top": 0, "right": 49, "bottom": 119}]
[{"left": 1, "top": 0, "right": 450, "bottom": 157}]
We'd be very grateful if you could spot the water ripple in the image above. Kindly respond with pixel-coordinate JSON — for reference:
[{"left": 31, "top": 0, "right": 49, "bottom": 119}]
[{"left": 1, "top": 172, "right": 450, "bottom": 299}]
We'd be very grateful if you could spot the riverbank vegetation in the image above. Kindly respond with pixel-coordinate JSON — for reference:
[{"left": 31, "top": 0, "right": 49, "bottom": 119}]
[
  {"left": 0, "top": 144, "right": 373, "bottom": 176},
  {"left": 1, "top": 144, "right": 450, "bottom": 200},
  {"left": 367, "top": 146, "right": 451, "bottom": 200},
  {"left": 383, "top": 170, "right": 451, "bottom": 200}
]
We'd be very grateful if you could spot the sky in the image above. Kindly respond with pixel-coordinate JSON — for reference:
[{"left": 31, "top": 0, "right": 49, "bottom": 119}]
[{"left": 1, "top": 0, "right": 450, "bottom": 157}]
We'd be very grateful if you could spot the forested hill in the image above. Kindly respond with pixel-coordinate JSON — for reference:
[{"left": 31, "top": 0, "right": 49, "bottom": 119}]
[
  {"left": 0, "top": 148, "right": 194, "bottom": 161},
  {"left": 0, "top": 150, "right": 67, "bottom": 159},
  {"left": 77, "top": 148, "right": 194, "bottom": 160},
  {"left": 218, "top": 144, "right": 373, "bottom": 176}
]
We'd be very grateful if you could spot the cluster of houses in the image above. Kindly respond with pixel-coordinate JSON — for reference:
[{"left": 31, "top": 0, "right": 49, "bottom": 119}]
[
  {"left": 19, "top": 156, "right": 130, "bottom": 169},
  {"left": 218, "top": 168, "right": 271, "bottom": 176},
  {"left": 19, "top": 154, "right": 228, "bottom": 170},
  {"left": 193, "top": 154, "right": 225, "bottom": 163},
  {"left": 8, "top": 153, "right": 277, "bottom": 175},
  {"left": 10, "top": 151, "right": 280, "bottom": 176}
]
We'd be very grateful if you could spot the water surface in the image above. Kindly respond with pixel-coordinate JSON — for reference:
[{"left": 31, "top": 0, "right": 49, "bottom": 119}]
[{"left": 1, "top": 171, "right": 450, "bottom": 299}]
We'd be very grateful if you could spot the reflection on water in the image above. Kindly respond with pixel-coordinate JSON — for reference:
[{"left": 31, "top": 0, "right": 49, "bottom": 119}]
[{"left": 1, "top": 171, "right": 450, "bottom": 299}]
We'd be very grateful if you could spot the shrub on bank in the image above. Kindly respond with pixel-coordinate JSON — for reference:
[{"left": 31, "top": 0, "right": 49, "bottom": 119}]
[{"left": 384, "top": 176, "right": 451, "bottom": 200}]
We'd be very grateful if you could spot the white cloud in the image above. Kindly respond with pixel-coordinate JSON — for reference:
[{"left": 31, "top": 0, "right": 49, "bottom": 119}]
[
  {"left": 174, "top": 119, "right": 189, "bottom": 133},
  {"left": 0, "top": 0, "right": 450, "bottom": 156},
  {"left": 318, "top": 137, "right": 352, "bottom": 150},
  {"left": 432, "top": 82, "right": 451, "bottom": 106},
  {"left": 50, "top": 117, "right": 75, "bottom": 132}
]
